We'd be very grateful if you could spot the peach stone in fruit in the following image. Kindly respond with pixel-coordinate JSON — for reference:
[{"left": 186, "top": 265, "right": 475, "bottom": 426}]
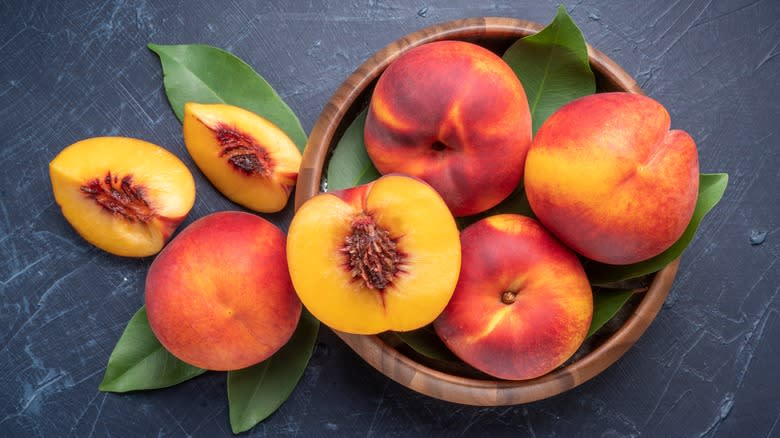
[
  {"left": 524, "top": 92, "right": 699, "bottom": 265},
  {"left": 183, "top": 102, "right": 302, "bottom": 213},
  {"left": 434, "top": 214, "right": 593, "bottom": 381},
  {"left": 145, "top": 211, "right": 301, "bottom": 371},
  {"left": 364, "top": 40, "right": 532, "bottom": 216},
  {"left": 49, "top": 137, "right": 196, "bottom": 257},
  {"left": 287, "top": 175, "right": 461, "bottom": 335}
]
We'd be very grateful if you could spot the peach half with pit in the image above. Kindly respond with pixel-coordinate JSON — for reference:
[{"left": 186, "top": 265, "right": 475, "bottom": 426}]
[
  {"left": 524, "top": 92, "right": 700, "bottom": 265},
  {"left": 145, "top": 211, "right": 301, "bottom": 371},
  {"left": 287, "top": 174, "right": 461, "bottom": 335},
  {"left": 49, "top": 136, "right": 196, "bottom": 257},
  {"left": 183, "top": 102, "right": 302, "bottom": 213},
  {"left": 434, "top": 214, "right": 593, "bottom": 381},
  {"left": 364, "top": 40, "right": 532, "bottom": 217}
]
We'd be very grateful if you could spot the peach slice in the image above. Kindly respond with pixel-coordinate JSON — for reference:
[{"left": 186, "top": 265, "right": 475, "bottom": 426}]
[
  {"left": 434, "top": 215, "right": 593, "bottom": 380},
  {"left": 49, "top": 137, "right": 196, "bottom": 257},
  {"left": 287, "top": 175, "right": 461, "bottom": 335},
  {"left": 146, "top": 211, "right": 301, "bottom": 371},
  {"left": 183, "top": 103, "right": 302, "bottom": 213}
]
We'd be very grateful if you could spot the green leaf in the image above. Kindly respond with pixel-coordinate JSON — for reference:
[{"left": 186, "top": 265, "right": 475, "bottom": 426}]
[
  {"left": 503, "top": 5, "right": 596, "bottom": 134},
  {"left": 455, "top": 186, "right": 535, "bottom": 230},
  {"left": 586, "top": 173, "right": 729, "bottom": 283},
  {"left": 99, "top": 307, "right": 205, "bottom": 393},
  {"left": 326, "top": 109, "right": 381, "bottom": 190},
  {"left": 395, "top": 325, "right": 460, "bottom": 362},
  {"left": 148, "top": 43, "right": 307, "bottom": 152},
  {"left": 227, "top": 312, "right": 319, "bottom": 434},
  {"left": 587, "top": 289, "right": 634, "bottom": 337}
]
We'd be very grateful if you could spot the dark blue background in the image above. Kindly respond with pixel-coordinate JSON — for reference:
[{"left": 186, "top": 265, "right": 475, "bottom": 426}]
[{"left": 1, "top": 1, "right": 778, "bottom": 436}]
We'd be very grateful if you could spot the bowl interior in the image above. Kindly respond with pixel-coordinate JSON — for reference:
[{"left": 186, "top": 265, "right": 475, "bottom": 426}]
[{"left": 296, "top": 16, "right": 674, "bottom": 406}]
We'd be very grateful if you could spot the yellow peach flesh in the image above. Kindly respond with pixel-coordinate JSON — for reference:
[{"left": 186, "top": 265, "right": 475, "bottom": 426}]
[
  {"left": 287, "top": 175, "right": 461, "bottom": 335},
  {"left": 183, "top": 102, "right": 302, "bottom": 213},
  {"left": 49, "top": 137, "right": 195, "bottom": 257}
]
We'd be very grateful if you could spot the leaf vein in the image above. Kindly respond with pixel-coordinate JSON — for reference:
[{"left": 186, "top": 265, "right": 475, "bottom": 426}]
[
  {"left": 529, "top": 22, "right": 562, "bottom": 117},
  {"left": 240, "top": 361, "right": 273, "bottom": 425},
  {"left": 157, "top": 51, "right": 227, "bottom": 104}
]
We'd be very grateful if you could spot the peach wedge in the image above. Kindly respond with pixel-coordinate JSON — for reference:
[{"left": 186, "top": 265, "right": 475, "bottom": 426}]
[
  {"left": 183, "top": 103, "right": 302, "bottom": 213},
  {"left": 287, "top": 175, "right": 461, "bottom": 335},
  {"left": 49, "top": 137, "right": 196, "bottom": 257}
]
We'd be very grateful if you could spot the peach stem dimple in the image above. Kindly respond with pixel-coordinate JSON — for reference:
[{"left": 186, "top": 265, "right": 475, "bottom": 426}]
[
  {"left": 431, "top": 140, "right": 447, "bottom": 151},
  {"left": 341, "top": 213, "right": 403, "bottom": 290},
  {"left": 501, "top": 291, "right": 517, "bottom": 305}
]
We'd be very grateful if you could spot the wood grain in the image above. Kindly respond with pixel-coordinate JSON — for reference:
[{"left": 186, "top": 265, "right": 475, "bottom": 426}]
[{"left": 296, "top": 16, "right": 676, "bottom": 406}]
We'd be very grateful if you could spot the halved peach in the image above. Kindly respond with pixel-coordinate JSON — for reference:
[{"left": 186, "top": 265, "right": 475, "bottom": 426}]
[
  {"left": 183, "top": 103, "right": 302, "bottom": 213},
  {"left": 287, "top": 175, "right": 461, "bottom": 334},
  {"left": 49, "top": 137, "right": 196, "bottom": 257}
]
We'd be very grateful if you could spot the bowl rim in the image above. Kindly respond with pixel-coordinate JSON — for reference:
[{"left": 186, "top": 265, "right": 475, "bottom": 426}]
[{"left": 295, "top": 16, "right": 677, "bottom": 406}]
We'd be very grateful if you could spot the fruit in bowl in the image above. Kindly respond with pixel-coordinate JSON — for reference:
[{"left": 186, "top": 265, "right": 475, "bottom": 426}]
[
  {"left": 363, "top": 40, "right": 532, "bottom": 217},
  {"left": 287, "top": 174, "right": 461, "bottom": 334},
  {"left": 434, "top": 214, "right": 593, "bottom": 381},
  {"left": 295, "top": 16, "right": 691, "bottom": 406},
  {"left": 524, "top": 92, "right": 700, "bottom": 265}
]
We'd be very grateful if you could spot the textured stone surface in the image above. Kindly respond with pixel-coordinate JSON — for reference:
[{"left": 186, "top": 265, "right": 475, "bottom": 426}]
[{"left": 1, "top": 0, "right": 778, "bottom": 436}]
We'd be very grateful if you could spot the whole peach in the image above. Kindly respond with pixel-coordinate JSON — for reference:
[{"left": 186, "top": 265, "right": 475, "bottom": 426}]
[
  {"left": 364, "top": 40, "right": 532, "bottom": 217},
  {"left": 145, "top": 211, "right": 301, "bottom": 371},
  {"left": 434, "top": 214, "right": 592, "bottom": 380},
  {"left": 524, "top": 92, "right": 699, "bottom": 265}
]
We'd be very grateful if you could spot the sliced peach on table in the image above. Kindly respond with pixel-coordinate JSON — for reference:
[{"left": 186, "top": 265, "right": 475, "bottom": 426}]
[
  {"left": 49, "top": 137, "right": 196, "bottom": 257},
  {"left": 287, "top": 175, "right": 461, "bottom": 335},
  {"left": 183, "top": 103, "right": 302, "bottom": 213}
]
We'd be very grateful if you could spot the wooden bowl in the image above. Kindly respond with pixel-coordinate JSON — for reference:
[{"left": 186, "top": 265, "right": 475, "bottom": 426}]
[{"left": 295, "top": 16, "right": 678, "bottom": 406}]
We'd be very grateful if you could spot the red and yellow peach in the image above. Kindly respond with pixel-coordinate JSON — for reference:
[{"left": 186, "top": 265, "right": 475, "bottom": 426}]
[
  {"left": 145, "top": 211, "right": 301, "bottom": 371},
  {"left": 435, "top": 214, "right": 592, "bottom": 380},
  {"left": 524, "top": 92, "right": 699, "bottom": 265},
  {"left": 364, "top": 40, "right": 532, "bottom": 217}
]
